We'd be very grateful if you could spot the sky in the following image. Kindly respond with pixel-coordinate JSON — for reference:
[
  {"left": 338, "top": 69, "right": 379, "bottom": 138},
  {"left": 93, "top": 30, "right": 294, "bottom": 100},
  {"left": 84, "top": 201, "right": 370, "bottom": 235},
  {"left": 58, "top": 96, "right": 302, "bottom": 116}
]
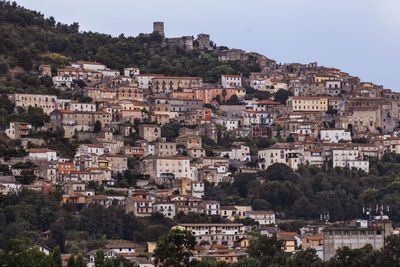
[{"left": 15, "top": 0, "right": 400, "bottom": 91}]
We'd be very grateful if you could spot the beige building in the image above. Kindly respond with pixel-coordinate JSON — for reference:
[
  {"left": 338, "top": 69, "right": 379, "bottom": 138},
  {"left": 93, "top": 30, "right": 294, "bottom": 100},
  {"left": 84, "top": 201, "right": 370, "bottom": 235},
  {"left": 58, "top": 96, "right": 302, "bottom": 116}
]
[
  {"left": 142, "top": 156, "right": 192, "bottom": 181},
  {"left": 152, "top": 76, "right": 203, "bottom": 93},
  {"left": 5, "top": 122, "right": 32, "bottom": 140},
  {"left": 138, "top": 124, "right": 161, "bottom": 142},
  {"left": 154, "top": 141, "right": 177, "bottom": 157}
]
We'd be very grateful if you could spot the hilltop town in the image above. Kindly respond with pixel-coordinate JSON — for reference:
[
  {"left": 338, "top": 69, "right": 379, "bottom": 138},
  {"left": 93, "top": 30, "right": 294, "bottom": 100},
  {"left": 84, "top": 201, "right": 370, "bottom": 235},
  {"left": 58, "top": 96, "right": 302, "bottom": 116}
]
[{"left": 2, "top": 2, "right": 400, "bottom": 267}]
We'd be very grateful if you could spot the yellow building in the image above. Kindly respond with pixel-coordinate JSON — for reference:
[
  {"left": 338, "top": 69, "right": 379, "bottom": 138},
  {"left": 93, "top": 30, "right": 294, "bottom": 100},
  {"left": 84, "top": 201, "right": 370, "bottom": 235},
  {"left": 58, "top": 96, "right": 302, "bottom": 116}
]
[
  {"left": 287, "top": 96, "right": 328, "bottom": 112},
  {"left": 314, "top": 75, "right": 336, "bottom": 83}
]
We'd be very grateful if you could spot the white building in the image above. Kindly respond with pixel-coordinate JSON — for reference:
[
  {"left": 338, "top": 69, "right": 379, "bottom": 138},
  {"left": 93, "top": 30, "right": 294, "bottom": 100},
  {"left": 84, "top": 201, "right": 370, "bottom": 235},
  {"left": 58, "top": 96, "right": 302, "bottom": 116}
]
[
  {"left": 70, "top": 102, "right": 97, "bottom": 112},
  {"left": 242, "top": 111, "right": 274, "bottom": 127},
  {"left": 153, "top": 202, "right": 176, "bottom": 219},
  {"left": 246, "top": 210, "right": 275, "bottom": 225},
  {"left": 52, "top": 76, "right": 73, "bottom": 88},
  {"left": 214, "top": 117, "right": 241, "bottom": 131},
  {"left": 325, "top": 80, "right": 341, "bottom": 96},
  {"left": 332, "top": 148, "right": 369, "bottom": 173},
  {"left": 28, "top": 148, "right": 57, "bottom": 162},
  {"left": 124, "top": 67, "right": 140, "bottom": 78},
  {"left": 217, "top": 145, "right": 250, "bottom": 162},
  {"left": 192, "top": 181, "right": 205, "bottom": 198},
  {"left": 320, "top": 129, "right": 351, "bottom": 143},
  {"left": 77, "top": 61, "right": 106, "bottom": 71},
  {"left": 77, "top": 144, "right": 105, "bottom": 156},
  {"left": 202, "top": 200, "right": 221, "bottom": 216},
  {"left": 221, "top": 74, "right": 242, "bottom": 88}
]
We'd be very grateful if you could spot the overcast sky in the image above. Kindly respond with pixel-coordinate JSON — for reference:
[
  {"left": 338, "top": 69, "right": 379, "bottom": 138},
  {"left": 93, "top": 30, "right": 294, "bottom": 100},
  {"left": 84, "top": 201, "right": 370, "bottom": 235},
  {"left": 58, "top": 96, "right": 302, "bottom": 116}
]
[{"left": 15, "top": 0, "right": 400, "bottom": 91}]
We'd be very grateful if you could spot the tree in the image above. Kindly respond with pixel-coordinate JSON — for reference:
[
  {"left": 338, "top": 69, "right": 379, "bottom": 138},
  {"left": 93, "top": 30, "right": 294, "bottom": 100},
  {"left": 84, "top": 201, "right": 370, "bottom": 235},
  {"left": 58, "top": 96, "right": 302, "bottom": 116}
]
[
  {"left": 52, "top": 246, "right": 62, "bottom": 267},
  {"left": 49, "top": 218, "right": 66, "bottom": 252},
  {"left": 67, "top": 254, "right": 76, "bottom": 267},
  {"left": 222, "top": 89, "right": 227, "bottom": 102},
  {"left": 378, "top": 234, "right": 400, "bottom": 265},
  {"left": 94, "top": 120, "right": 102, "bottom": 133},
  {"left": 75, "top": 253, "right": 87, "bottom": 267},
  {"left": 154, "top": 229, "right": 196, "bottom": 267},
  {"left": 247, "top": 234, "right": 287, "bottom": 266},
  {"left": 104, "top": 257, "right": 114, "bottom": 267},
  {"left": 226, "top": 94, "right": 240, "bottom": 105},
  {"left": 286, "top": 248, "right": 322, "bottom": 267},
  {"left": 95, "top": 249, "right": 105, "bottom": 267},
  {"left": 274, "top": 89, "right": 293, "bottom": 105}
]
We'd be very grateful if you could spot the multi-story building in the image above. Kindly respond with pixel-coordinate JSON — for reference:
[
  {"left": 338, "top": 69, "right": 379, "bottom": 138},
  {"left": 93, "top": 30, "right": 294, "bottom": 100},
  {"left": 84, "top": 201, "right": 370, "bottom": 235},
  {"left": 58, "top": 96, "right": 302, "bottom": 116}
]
[
  {"left": 221, "top": 75, "right": 242, "bottom": 88},
  {"left": 320, "top": 129, "right": 352, "bottom": 143},
  {"left": 5, "top": 122, "right": 32, "bottom": 140},
  {"left": 154, "top": 142, "right": 177, "bottom": 157},
  {"left": 126, "top": 197, "right": 153, "bottom": 217},
  {"left": 246, "top": 211, "right": 276, "bottom": 226},
  {"left": 152, "top": 76, "right": 203, "bottom": 93},
  {"left": 322, "top": 219, "right": 392, "bottom": 261},
  {"left": 174, "top": 223, "right": 247, "bottom": 247},
  {"left": 138, "top": 124, "right": 161, "bottom": 142},
  {"left": 286, "top": 96, "right": 329, "bottom": 112}
]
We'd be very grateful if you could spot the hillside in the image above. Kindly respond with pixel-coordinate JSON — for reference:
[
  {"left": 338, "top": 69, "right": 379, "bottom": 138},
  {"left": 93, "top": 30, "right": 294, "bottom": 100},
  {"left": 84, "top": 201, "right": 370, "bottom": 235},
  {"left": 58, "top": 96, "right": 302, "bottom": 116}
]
[{"left": 0, "top": 1, "right": 261, "bottom": 94}]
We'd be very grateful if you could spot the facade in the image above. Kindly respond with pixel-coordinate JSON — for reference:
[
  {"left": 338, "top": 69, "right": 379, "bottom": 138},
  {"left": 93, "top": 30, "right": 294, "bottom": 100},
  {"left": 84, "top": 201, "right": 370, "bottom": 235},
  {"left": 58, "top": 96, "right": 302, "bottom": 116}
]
[
  {"left": 138, "top": 124, "right": 161, "bottom": 142},
  {"left": 320, "top": 129, "right": 351, "bottom": 143},
  {"left": 174, "top": 223, "right": 247, "bottom": 246},
  {"left": 5, "top": 122, "right": 31, "bottom": 140},
  {"left": 323, "top": 223, "right": 387, "bottom": 261},
  {"left": 287, "top": 96, "right": 329, "bottom": 112},
  {"left": 221, "top": 75, "right": 242, "bottom": 88},
  {"left": 246, "top": 211, "right": 276, "bottom": 226}
]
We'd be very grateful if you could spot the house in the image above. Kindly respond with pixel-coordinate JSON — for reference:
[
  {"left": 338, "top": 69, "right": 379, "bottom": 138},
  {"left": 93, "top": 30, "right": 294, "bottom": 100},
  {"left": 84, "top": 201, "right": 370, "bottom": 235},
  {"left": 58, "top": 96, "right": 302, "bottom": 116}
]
[
  {"left": 0, "top": 176, "right": 21, "bottom": 194},
  {"left": 138, "top": 124, "right": 161, "bottom": 142},
  {"left": 5, "top": 122, "right": 32, "bottom": 140},
  {"left": 126, "top": 197, "right": 153, "bottom": 217},
  {"left": 175, "top": 223, "right": 247, "bottom": 247},
  {"left": 320, "top": 129, "right": 351, "bottom": 143},
  {"left": 322, "top": 220, "right": 391, "bottom": 261},
  {"left": 214, "top": 145, "right": 250, "bottom": 162},
  {"left": 201, "top": 200, "right": 221, "bottom": 216},
  {"left": 286, "top": 96, "right": 328, "bottom": 112},
  {"left": 28, "top": 148, "right": 57, "bottom": 162},
  {"left": 132, "top": 257, "right": 154, "bottom": 267},
  {"left": 141, "top": 156, "right": 192, "bottom": 181},
  {"left": 221, "top": 206, "right": 238, "bottom": 221},
  {"left": 221, "top": 74, "right": 242, "bottom": 88},
  {"left": 154, "top": 141, "right": 177, "bottom": 157},
  {"left": 77, "top": 144, "right": 105, "bottom": 156},
  {"left": 246, "top": 211, "right": 275, "bottom": 226},
  {"left": 152, "top": 202, "right": 176, "bottom": 219},
  {"left": 277, "top": 232, "right": 298, "bottom": 253}
]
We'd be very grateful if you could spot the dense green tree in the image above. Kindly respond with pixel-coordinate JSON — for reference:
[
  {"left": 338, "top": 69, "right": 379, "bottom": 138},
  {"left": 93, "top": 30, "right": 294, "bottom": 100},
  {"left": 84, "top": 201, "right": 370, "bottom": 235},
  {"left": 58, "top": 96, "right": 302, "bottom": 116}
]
[
  {"left": 94, "top": 249, "right": 105, "bottom": 267},
  {"left": 94, "top": 120, "right": 102, "bottom": 133},
  {"left": 154, "top": 229, "right": 196, "bottom": 267},
  {"left": 75, "top": 253, "right": 87, "bottom": 267},
  {"left": 274, "top": 89, "right": 293, "bottom": 105},
  {"left": 52, "top": 246, "right": 62, "bottom": 267},
  {"left": 67, "top": 254, "right": 76, "bottom": 267},
  {"left": 247, "top": 234, "right": 288, "bottom": 266}
]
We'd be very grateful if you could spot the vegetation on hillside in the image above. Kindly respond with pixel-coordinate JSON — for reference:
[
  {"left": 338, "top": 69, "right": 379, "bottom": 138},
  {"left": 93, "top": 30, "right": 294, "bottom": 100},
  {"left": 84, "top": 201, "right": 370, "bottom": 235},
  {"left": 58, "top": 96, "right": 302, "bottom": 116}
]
[{"left": 0, "top": 0, "right": 260, "bottom": 93}]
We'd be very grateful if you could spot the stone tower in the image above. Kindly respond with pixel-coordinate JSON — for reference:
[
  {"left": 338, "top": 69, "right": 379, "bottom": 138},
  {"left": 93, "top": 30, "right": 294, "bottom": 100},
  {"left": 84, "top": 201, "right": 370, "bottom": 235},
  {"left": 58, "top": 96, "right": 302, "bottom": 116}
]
[{"left": 153, "top": 22, "right": 165, "bottom": 37}]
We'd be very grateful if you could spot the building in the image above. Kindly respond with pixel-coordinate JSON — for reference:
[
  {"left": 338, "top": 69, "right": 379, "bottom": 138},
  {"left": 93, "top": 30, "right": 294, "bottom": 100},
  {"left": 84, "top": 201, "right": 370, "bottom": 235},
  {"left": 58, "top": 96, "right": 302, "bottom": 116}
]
[
  {"left": 126, "top": 197, "right": 153, "bottom": 217},
  {"left": 5, "top": 122, "right": 32, "bottom": 140},
  {"left": 322, "top": 220, "right": 391, "bottom": 261},
  {"left": 28, "top": 148, "right": 57, "bottom": 162},
  {"left": 246, "top": 211, "right": 275, "bottom": 226},
  {"left": 174, "top": 223, "right": 247, "bottom": 247},
  {"left": 152, "top": 202, "right": 176, "bottom": 219},
  {"left": 152, "top": 76, "right": 203, "bottom": 93},
  {"left": 221, "top": 75, "right": 242, "bottom": 88},
  {"left": 11, "top": 93, "right": 59, "bottom": 114},
  {"left": 287, "top": 96, "right": 329, "bottom": 112},
  {"left": 139, "top": 124, "right": 161, "bottom": 142},
  {"left": 320, "top": 129, "right": 351, "bottom": 143}
]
